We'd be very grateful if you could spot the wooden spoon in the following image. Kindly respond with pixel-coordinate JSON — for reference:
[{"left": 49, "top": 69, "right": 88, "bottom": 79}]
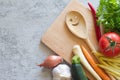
[{"left": 65, "top": 11, "right": 95, "bottom": 51}]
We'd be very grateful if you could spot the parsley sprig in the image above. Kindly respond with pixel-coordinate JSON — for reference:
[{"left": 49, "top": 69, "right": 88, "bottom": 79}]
[{"left": 97, "top": 0, "right": 120, "bottom": 34}]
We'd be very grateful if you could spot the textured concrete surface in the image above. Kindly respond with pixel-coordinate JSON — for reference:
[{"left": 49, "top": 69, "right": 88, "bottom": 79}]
[{"left": 0, "top": 0, "right": 99, "bottom": 80}]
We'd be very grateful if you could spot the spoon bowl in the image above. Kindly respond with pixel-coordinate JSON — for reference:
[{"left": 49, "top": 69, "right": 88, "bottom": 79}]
[
  {"left": 65, "top": 11, "right": 95, "bottom": 51},
  {"left": 66, "top": 11, "right": 87, "bottom": 39}
]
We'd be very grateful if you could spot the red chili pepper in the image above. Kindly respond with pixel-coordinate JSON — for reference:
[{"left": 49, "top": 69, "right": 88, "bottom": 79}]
[{"left": 88, "top": 2, "right": 101, "bottom": 41}]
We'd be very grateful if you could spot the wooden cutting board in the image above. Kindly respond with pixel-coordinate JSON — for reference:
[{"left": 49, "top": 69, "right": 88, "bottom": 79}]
[{"left": 41, "top": 0, "right": 99, "bottom": 79}]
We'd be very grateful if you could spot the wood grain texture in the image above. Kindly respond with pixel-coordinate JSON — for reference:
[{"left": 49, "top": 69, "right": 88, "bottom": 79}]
[{"left": 41, "top": 0, "right": 99, "bottom": 79}]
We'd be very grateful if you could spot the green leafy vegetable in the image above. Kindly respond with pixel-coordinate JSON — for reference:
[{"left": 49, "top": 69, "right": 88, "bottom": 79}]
[{"left": 97, "top": 0, "right": 120, "bottom": 34}]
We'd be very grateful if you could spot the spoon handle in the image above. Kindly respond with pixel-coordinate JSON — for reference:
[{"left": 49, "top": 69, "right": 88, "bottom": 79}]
[{"left": 85, "top": 38, "right": 96, "bottom": 51}]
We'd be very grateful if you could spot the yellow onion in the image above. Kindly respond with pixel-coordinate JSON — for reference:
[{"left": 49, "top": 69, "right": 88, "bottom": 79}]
[{"left": 38, "top": 55, "right": 63, "bottom": 68}]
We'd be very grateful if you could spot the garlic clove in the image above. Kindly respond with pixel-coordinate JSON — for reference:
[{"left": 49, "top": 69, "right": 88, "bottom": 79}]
[{"left": 52, "top": 64, "right": 71, "bottom": 80}]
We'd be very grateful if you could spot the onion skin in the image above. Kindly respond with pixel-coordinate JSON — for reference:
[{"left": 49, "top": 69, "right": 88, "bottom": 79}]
[{"left": 38, "top": 55, "right": 63, "bottom": 68}]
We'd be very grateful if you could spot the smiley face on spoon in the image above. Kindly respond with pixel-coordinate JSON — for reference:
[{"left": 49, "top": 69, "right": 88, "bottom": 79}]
[{"left": 65, "top": 11, "right": 95, "bottom": 51}]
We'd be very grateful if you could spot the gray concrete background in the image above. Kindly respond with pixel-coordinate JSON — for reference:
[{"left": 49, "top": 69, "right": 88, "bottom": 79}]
[{"left": 0, "top": 0, "right": 99, "bottom": 80}]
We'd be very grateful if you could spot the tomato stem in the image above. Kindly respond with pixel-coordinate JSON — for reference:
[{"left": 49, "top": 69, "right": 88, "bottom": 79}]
[
  {"left": 105, "top": 37, "right": 117, "bottom": 53},
  {"left": 106, "top": 37, "right": 116, "bottom": 47},
  {"left": 110, "top": 41, "right": 116, "bottom": 47}
]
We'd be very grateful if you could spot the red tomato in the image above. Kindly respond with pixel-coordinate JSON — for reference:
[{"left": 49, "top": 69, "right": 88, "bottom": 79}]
[{"left": 99, "top": 32, "right": 120, "bottom": 57}]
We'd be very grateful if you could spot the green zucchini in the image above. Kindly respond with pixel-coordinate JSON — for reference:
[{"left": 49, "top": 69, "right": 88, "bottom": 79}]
[{"left": 71, "top": 55, "right": 88, "bottom": 80}]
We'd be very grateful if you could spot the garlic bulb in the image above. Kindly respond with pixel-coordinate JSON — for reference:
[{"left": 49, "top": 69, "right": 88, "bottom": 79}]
[{"left": 52, "top": 64, "right": 71, "bottom": 80}]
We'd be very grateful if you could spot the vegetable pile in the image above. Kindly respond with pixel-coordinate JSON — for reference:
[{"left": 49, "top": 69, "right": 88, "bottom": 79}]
[
  {"left": 97, "top": 0, "right": 120, "bottom": 34},
  {"left": 91, "top": 0, "right": 120, "bottom": 79},
  {"left": 88, "top": 0, "right": 120, "bottom": 79}
]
